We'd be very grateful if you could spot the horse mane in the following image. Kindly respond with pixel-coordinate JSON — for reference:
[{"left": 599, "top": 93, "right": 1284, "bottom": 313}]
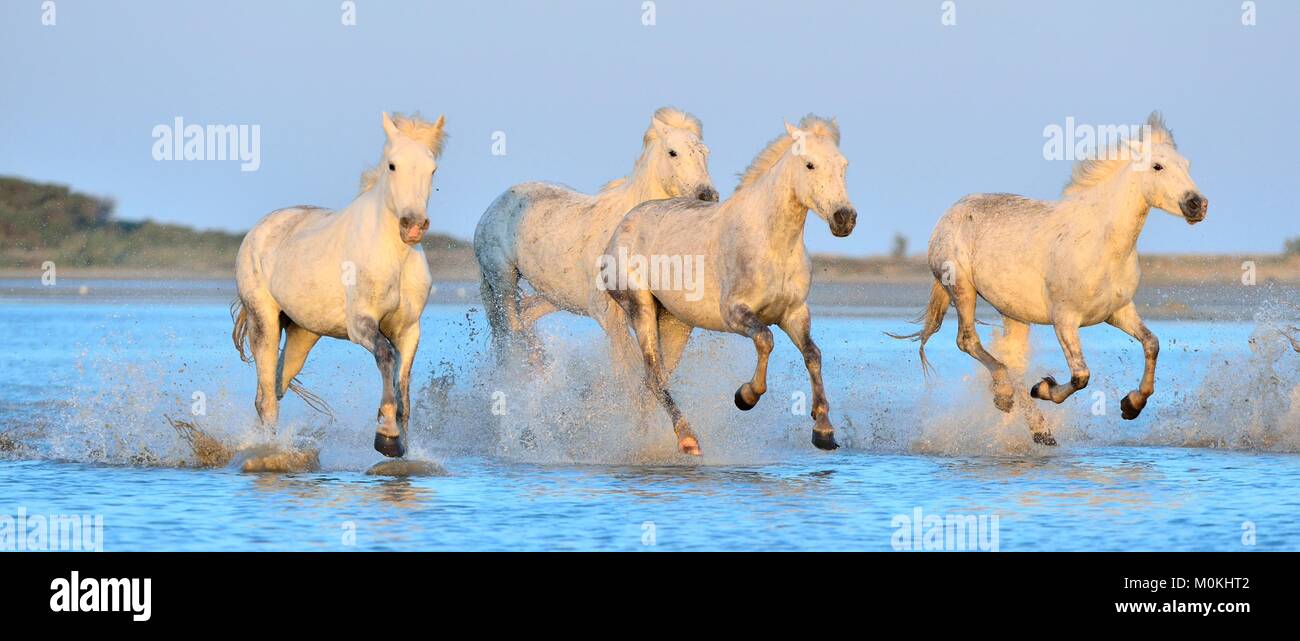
[
  {"left": 736, "top": 115, "right": 840, "bottom": 192},
  {"left": 1062, "top": 111, "right": 1175, "bottom": 196},
  {"left": 359, "top": 113, "right": 448, "bottom": 193},
  {"left": 598, "top": 107, "right": 703, "bottom": 194}
]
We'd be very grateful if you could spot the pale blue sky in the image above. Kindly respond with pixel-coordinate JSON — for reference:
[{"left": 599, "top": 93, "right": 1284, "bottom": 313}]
[{"left": 2, "top": 0, "right": 1296, "bottom": 254}]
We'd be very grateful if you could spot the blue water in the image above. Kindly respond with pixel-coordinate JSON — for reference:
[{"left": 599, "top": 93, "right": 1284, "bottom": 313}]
[{"left": 2, "top": 281, "right": 1298, "bottom": 551}]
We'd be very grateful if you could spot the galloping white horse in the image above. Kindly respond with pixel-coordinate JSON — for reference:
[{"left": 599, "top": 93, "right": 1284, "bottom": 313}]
[
  {"left": 604, "top": 116, "right": 857, "bottom": 455},
  {"left": 894, "top": 112, "right": 1207, "bottom": 444},
  {"left": 233, "top": 112, "right": 446, "bottom": 458},
  {"left": 473, "top": 107, "right": 717, "bottom": 369}
]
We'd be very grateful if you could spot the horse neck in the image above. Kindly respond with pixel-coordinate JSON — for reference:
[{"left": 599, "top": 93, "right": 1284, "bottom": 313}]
[
  {"left": 609, "top": 145, "right": 672, "bottom": 205},
  {"left": 1075, "top": 168, "right": 1151, "bottom": 261},
  {"left": 339, "top": 183, "right": 406, "bottom": 256},
  {"left": 733, "top": 156, "right": 809, "bottom": 253}
]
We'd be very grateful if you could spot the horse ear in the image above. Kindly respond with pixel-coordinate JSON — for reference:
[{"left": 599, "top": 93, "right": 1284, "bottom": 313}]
[
  {"left": 381, "top": 112, "right": 399, "bottom": 141},
  {"left": 651, "top": 114, "right": 671, "bottom": 138},
  {"left": 784, "top": 121, "right": 801, "bottom": 139}
]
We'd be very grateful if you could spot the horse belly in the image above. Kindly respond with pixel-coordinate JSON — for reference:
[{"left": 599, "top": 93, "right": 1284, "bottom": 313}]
[
  {"left": 272, "top": 276, "right": 349, "bottom": 338},
  {"left": 514, "top": 193, "right": 604, "bottom": 315},
  {"left": 974, "top": 272, "right": 1052, "bottom": 325},
  {"left": 655, "top": 286, "right": 726, "bottom": 332}
]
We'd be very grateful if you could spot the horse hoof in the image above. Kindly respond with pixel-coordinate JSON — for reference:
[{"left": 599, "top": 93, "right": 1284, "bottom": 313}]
[
  {"left": 678, "top": 436, "right": 702, "bottom": 456},
  {"left": 374, "top": 433, "right": 405, "bottom": 458},
  {"left": 734, "top": 387, "right": 757, "bottom": 411},
  {"left": 1029, "top": 376, "right": 1056, "bottom": 400},
  {"left": 1120, "top": 394, "right": 1144, "bottom": 420},
  {"left": 1032, "top": 432, "right": 1058, "bottom": 446},
  {"left": 812, "top": 430, "right": 839, "bottom": 451}
]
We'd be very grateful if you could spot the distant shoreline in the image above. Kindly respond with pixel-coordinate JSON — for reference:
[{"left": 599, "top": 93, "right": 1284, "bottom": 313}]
[{"left": 3, "top": 253, "right": 1297, "bottom": 286}]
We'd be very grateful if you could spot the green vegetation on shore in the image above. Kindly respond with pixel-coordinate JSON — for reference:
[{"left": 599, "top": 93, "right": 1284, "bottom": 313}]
[{"left": 0, "top": 176, "right": 476, "bottom": 278}]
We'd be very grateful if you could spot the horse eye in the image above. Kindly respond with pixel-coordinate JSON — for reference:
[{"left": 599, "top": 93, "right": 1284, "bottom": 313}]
[
  {"left": 668, "top": 150, "right": 678, "bottom": 158},
  {"left": 388, "top": 163, "right": 396, "bottom": 171},
  {"left": 806, "top": 162, "right": 815, "bottom": 170},
  {"left": 1152, "top": 163, "right": 1164, "bottom": 172}
]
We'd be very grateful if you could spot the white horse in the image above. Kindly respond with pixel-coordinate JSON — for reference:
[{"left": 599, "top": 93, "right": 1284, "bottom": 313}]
[
  {"left": 473, "top": 107, "right": 717, "bottom": 371},
  {"left": 604, "top": 116, "right": 857, "bottom": 455},
  {"left": 893, "top": 112, "right": 1207, "bottom": 444},
  {"left": 233, "top": 112, "right": 446, "bottom": 458}
]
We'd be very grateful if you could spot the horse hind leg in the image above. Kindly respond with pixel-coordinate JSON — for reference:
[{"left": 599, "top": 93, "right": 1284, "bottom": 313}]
[
  {"left": 480, "top": 266, "right": 545, "bottom": 367},
  {"left": 996, "top": 317, "right": 1055, "bottom": 445},
  {"left": 612, "top": 288, "right": 700, "bottom": 456},
  {"left": 276, "top": 323, "right": 328, "bottom": 415},
  {"left": 1029, "top": 316, "right": 1090, "bottom": 412},
  {"left": 244, "top": 298, "right": 283, "bottom": 430},
  {"left": 950, "top": 279, "right": 1015, "bottom": 414}
]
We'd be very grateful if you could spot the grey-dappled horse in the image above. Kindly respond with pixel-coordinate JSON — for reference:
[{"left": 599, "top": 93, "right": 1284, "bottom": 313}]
[{"left": 473, "top": 107, "right": 716, "bottom": 377}]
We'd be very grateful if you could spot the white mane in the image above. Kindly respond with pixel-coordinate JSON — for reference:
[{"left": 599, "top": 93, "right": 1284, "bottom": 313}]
[
  {"left": 600, "top": 107, "right": 704, "bottom": 193},
  {"left": 1063, "top": 111, "right": 1175, "bottom": 196},
  {"left": 736, "top": 115, "right": 839, "bottom": 192}
]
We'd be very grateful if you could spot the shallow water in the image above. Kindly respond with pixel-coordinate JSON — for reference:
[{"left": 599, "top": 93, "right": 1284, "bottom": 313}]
[{"left": 1, "top": 280, "right": 1298, "bottom": 551}]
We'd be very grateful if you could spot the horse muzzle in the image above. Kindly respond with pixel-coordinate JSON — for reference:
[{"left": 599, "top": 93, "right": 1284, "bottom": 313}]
[
  {"left": 400, "top": 216, "right": 430, "bottom": 244},
  {"left": 830, "top": 207, "right": 857, "bottom": 237},
  {"left": 1180, "top": 192, "right": 1208, "bottom": 224},
  {"left": 697, "top": 186, "right": 720, "bottom": 202}
]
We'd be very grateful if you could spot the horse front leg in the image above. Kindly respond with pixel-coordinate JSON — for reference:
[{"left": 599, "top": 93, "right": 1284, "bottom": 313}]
[
  {"left": 353, "top": 316, "right": 404, "bottom": 458},
  {"left": 1030, "top": 316, "right": 1090, "bottom": 407},
  {"left": 1106, "top": 303, "right": 1159, "bottom": 420},
  {"left": 778, "top": 304, "right": 838, "bottom": 451},
  {"left": 726, "top": 304, "right": 773, "bottom": 412},
  {"left": 392, "top": 323, "right": 421, "bottom": 436}
]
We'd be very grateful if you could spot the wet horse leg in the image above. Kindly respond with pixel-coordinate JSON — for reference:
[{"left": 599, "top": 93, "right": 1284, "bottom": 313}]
[
  {"left": 276, "top": 323, "right": 321, "bottom": 399},
  {"left": 353, "top": 316, "right": 403, "bottom": 458},
  {"left": 727, "top": 304, "right": 773, "bottom": 412},
  {"left": 1106, "top": 303, "right": 1159, "bottom": 420},
  {"left": 778, "top": 304, "right": 839, "bottom": 450},
  {"left": 392, "top": 323, "right": 421, "bottom": 436},
  {"left": 950, "top": 280, "right": 1015, "bottom": 414},
  {"left": 658, "top": 310, "right": 694, "bottom": 381},
  {"left": 996, "top": 317, "right": 1054, "bottom": 444},
  {"left": 615, "top": 289, "right": 700, "bottom": 455},
  {"left": 246, "top": 296, "right": 283, "bottom": 430},
  {"left": 1030, "top": 314, "right": 1090, "bottom": 408}
]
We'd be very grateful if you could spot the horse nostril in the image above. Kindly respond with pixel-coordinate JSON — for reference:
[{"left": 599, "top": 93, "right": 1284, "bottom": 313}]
[
  {"left": 833, "top": 208, "right": 856, "bottom": 226},
  {"left": 698, "top": 187, "right": 718, "bottom": 202}
]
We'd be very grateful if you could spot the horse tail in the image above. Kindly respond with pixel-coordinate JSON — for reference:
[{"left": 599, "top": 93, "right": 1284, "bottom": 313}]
[
  {"left": 286, "top": 377, "right": 334, "bottom": 418},
  {"left": 230, "top": 298, "right": 252, "bottom": 364},
  {"left": 885, "top": 280, "right": 950, "bottom": 377}
]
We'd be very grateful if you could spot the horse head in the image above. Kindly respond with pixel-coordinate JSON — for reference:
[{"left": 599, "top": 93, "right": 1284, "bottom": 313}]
[
  {"left": 785, "top": 116, "right": 856, "bottom": 237},
  {"left": 1130, "top": 112, "right": 1208, "bottom": 225},
  {"left": 644, "top": 107, "right": 717, "bottom": 202},
  {"left": 378, "top": 112, "right": 447, "bottom": 245}
]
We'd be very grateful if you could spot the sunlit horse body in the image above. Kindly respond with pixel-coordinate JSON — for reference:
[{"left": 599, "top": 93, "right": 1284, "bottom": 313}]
[
  {"left": 895, "top": 113, "right": 1207, "bottom": 444},
  {"left": 604, "top": 116, "right": 857, "bottom": 455},
  {"left": 233, "top": 112, "right": 446, "bottom": 458},
  {"left": 473, "top": 107, "right": 717, "bottom": 372}
]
